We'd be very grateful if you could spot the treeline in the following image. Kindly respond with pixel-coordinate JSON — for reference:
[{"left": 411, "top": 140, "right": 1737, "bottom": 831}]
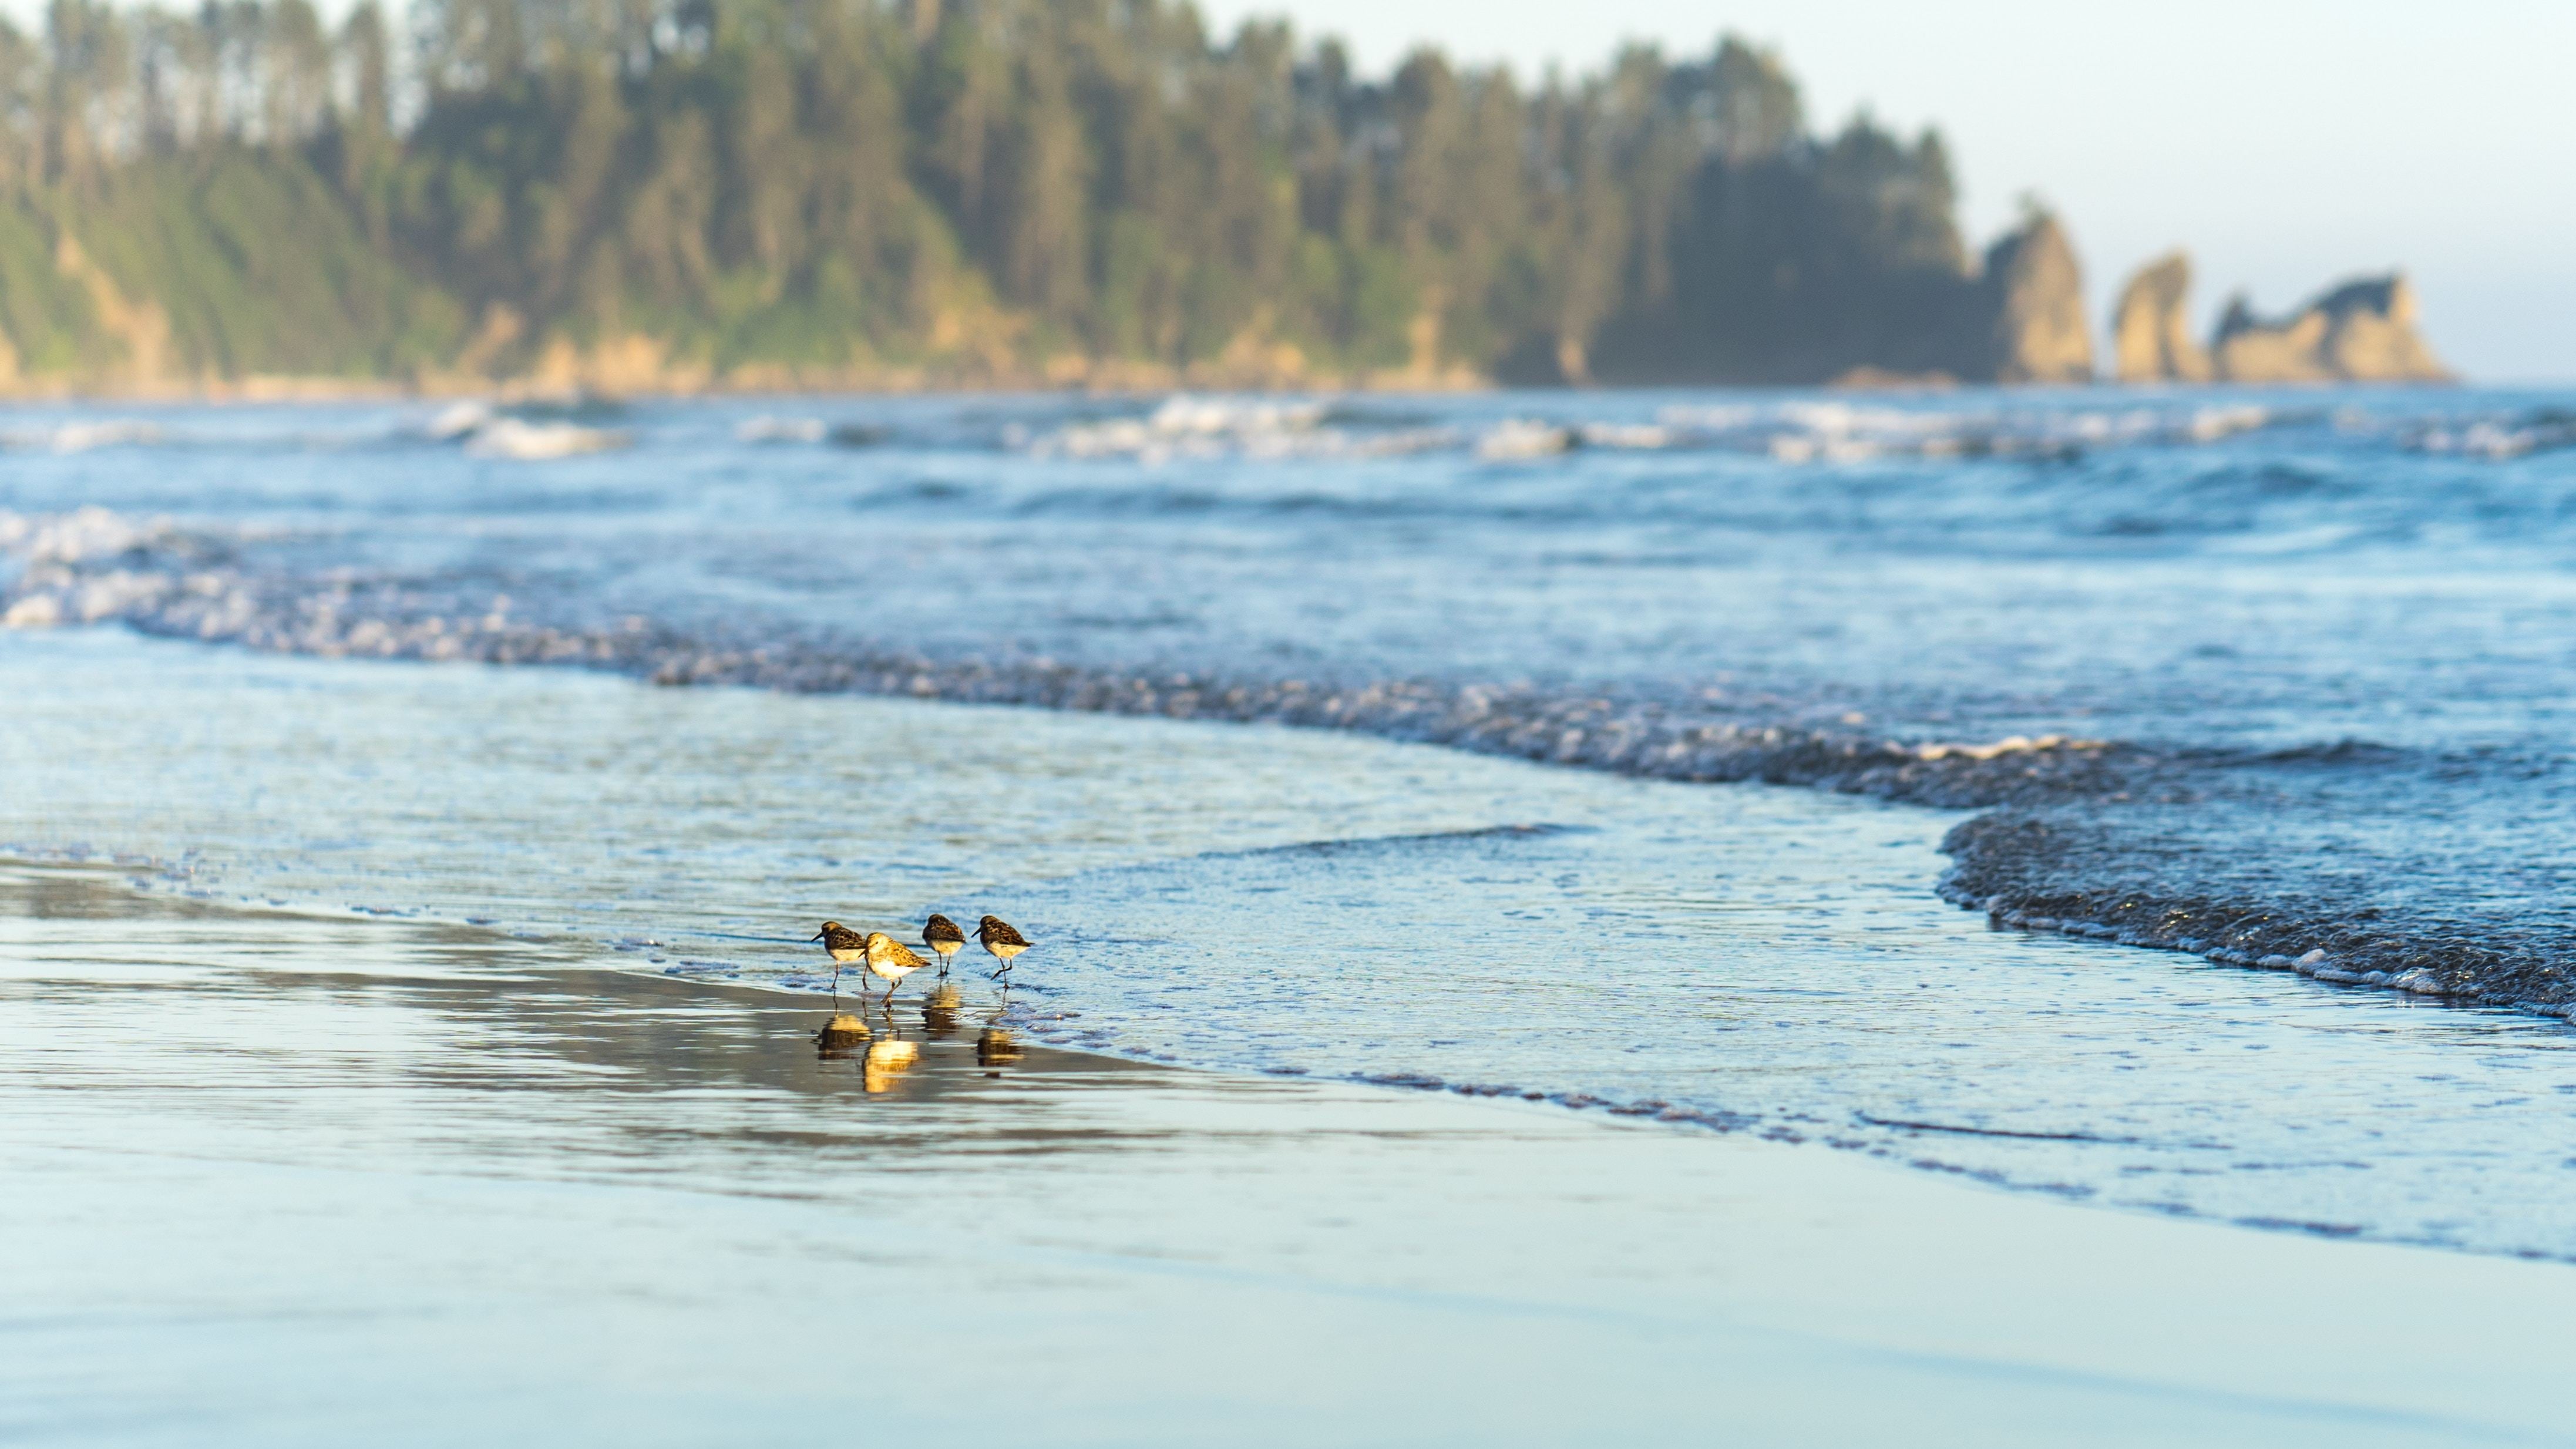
[{"left": 0, "top": 0, "right": 2057, "bottom": 389}]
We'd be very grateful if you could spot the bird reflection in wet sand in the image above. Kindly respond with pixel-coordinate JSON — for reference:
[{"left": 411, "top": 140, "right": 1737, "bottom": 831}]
[
  {"left": 811, "top": 921, "right": 866, "bottom": 1008},
  {"left": 921, "top": 980, "right": 964, "bottom": 1035},
  {"left": 863, "top": 931, "right": 929, "bottom": 1012},
  {"left": 863, "top": 1038, "right": 922, "bottom": 1094},
  {"left": 922, "top": 913, "right": 966, "bottom": 976},
  {"left": 814, "top": 1012, "right": 870, "bottom": 1057},
  {"left": 977, "top": 916, "right": 1031, "bottom": 983},
  {"left": 977, "top": 1027, "right": 1024, "bottom": 1069}
]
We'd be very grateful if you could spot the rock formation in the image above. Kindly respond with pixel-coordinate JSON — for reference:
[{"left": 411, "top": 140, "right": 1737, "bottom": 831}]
[
  {"left": 2110, "top": 251, "right": 2212, "bottom": 383},
  {"left": 2209, "top": 274, "right": 2450, "bottom": 384},
  {"left": 1977, "top": 213, "right": 2096, "bottom": 385}
]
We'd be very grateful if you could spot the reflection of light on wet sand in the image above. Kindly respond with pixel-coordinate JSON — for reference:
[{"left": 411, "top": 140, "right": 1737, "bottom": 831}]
[
  {"left": 922, "top": 982, "right": 963, "bottom": 1036},
  {"left": 9, "top": 873, "right": 2576, "bottom": 1445},
  {"left": 863, "top": 1038, "right": 920, "bottom": 1093},
  {"left": 976, "top": 1027, "right": 1024, "bottom": 1068},
  {"left": 815, "top": 1013, "right": 869, "bottom": 1058}
]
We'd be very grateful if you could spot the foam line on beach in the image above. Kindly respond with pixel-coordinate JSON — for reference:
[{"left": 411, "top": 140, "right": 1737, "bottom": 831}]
[{"left": 6, "top": 502, "right": 2572, "bottom": 1021}]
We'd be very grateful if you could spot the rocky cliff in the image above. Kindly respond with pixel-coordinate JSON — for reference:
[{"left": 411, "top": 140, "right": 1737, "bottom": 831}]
[
  {"left": 1978, "top": 214, "right": 2096, "bottom": 384},
  {"left": 2110, "top": 251, "right": 2212, "bottom": 383},
  {"left": 2208, "top": 274, "right": 2450, "bottom": 384}
]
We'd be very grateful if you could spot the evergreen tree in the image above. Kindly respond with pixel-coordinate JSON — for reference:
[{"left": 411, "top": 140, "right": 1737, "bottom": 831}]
[{"left": 0, "top": 0, "right": 2029, "bottom": 386}]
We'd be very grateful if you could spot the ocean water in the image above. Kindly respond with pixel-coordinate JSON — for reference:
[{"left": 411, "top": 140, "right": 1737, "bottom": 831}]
[{"left": 7, "top": 386, "right": 2576, "bottom": 1256}]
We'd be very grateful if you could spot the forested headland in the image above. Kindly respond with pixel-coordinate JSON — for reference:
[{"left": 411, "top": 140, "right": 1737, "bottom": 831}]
[{"left": 0, "top": 0, "right": 2097, "bottom": 394}]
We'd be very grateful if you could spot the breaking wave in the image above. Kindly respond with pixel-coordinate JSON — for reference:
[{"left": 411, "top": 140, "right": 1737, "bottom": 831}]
[
  {"left": 4, "top": 391, "right": 2567, "bottom": 475},
  {"left": 987, "top": 393, "right": 2309, "bottom": 466}
]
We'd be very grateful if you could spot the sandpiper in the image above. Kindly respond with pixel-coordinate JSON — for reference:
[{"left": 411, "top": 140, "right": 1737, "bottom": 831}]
[
  {"left": 863, "top": 930, "right": 929, "bottom": 1010},
  {"left": 811, "top": 920, "right": 867, "bottom": 1006},
  {"left": 922, "top": 913, "right": 967, "bottom": 976},
  {"left": 977, "top": 915, "right": 1031, "bottom": 982}
]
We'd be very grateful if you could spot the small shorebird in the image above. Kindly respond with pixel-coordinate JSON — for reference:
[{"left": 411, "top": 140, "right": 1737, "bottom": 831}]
[
  {"left": 863, "top": 930, "right": 929, "bottom": 1010},
  {"left": 922, "top": 913, "right": 967, "bottom": 976},
  {"left": 977, "top": 915, "right": 1031, "bottom": 982},
  {"left": 811, "top": 920, "right": 866, "bottom": 1007}
]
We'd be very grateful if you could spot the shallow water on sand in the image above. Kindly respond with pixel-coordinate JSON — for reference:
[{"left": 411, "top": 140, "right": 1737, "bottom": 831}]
[
  {"left": 9, "top": 869, "right": 2576, "bottom": 1449},
  {"left": 8, "top": 628, "right": 2576, "bottom": 1261}
]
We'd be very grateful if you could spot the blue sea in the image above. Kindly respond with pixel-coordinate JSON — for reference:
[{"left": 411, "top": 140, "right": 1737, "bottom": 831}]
[{"left": 8, "top": 385, "right": 2576, "bottom": 1258}]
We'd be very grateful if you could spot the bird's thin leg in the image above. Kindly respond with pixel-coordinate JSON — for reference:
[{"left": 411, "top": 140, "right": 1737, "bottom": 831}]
[{"left": 830, "top": 960, "right": 840, "bottom": 1012}]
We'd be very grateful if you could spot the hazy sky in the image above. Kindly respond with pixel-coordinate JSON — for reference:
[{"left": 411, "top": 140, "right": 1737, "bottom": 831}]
[{"left": 1200, "top": 0, "right": 2575, "bottom": 381}]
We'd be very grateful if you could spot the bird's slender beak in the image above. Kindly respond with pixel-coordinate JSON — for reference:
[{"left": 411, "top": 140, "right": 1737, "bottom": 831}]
[{"left": 809, "top": 931, "right": 825, "bottom": 942}]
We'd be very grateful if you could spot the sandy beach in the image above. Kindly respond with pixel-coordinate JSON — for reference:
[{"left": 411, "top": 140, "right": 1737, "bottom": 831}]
[
  {"left": 0, "top": 0, "right": 2562, "bottom": 1431},
  {"left": 5, "top": 864, "right": 2574, "bottom": 1447}
]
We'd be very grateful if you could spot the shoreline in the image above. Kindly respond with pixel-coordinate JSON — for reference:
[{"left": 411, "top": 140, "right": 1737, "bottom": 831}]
[
  {"left": 42, "top": 832, "right": 2576, "bottom": 1272},
  {"left": 11, "top": 591, "right": 2576, "bottom": 1265},
  {"left": 0, "top": 371, "right": 1503, "bottom": 406},
  {"left": 0, "top": 376, "right": 2488, "bottom": 406},
  {"left": 28, "top": 839, "right": 2576, "bottom": 1269},
  {"left": 43, "top": 585, "right": 2553, "bottom": 1031},
  {"left": 6, "top": 862, "right": 2576, "bottom": 1445}
]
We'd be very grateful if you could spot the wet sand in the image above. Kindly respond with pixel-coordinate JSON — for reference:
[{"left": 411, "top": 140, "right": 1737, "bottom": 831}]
[{"left": 4, "top": 865, "right": 2574, "bottom": 1448}]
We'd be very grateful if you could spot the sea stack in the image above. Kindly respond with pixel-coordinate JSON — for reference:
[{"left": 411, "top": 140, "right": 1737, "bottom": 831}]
[
  {"left": 2209, "top": 274, "right": 2451, "bottom": 383},
  {"left": 2110, "top": 251, "right": 2214, "bottom": 383},
  {"left": 1976, "top": 213, "right": 2095, "bottom": 385}
]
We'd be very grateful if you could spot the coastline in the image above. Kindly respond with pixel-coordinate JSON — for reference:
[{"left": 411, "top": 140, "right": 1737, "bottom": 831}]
[
  {"left": 6, "top": 862, "right": 2575, "bottom": 1446},
  {"left": 0, "top": 373, "right": 2476, "bottom": 405},
  {"left": 0, "top": 372, "right": 1919, "bottom": 404},
  {"left": 0, "top": 362, "right": 1498, "bottom": 405}
]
